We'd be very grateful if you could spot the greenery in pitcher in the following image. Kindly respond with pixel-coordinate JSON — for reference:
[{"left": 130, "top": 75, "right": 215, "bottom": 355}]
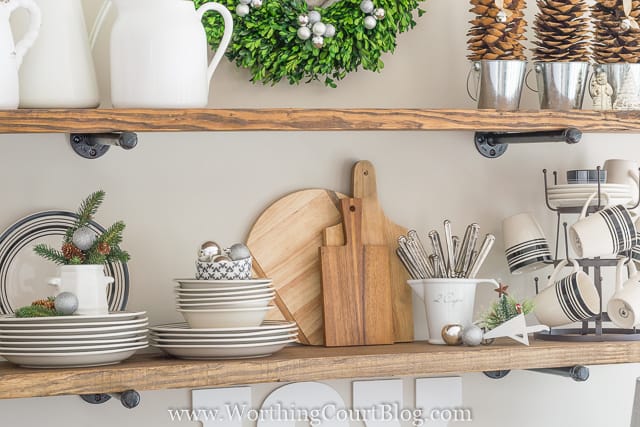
[{"left": 34, "top": 190, "right": 130, "bottom": 265}]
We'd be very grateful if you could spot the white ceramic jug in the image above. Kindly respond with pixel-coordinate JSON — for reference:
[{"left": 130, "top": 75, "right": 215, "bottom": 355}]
[
  {"left": 109, "top": 0, "right": 233, "bottom": 108},
  {"left": 12, "top": 0, "right": 102, "bottom": 108},
  {"left": 48, "top": 265, "right": 114, "bottom": 316},
  {"left": 0, "top": 0, "right": 39, "bottom": 109}
]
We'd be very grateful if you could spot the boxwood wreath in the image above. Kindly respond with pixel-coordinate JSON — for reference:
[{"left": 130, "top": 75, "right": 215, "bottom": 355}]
[{"left": 193, "top": 0, "right": 425, "bottom": 87}]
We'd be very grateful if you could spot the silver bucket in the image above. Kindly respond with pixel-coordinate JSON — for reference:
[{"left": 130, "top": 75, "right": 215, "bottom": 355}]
[
  {"left": 593, "top": 63, "right": 640, "bottom": 110},
  {"left": 467, "top": 60, "right": 526, "bottom": 110},
  {"left": 532, "top": 62, "right": 589, "bottom": 110}
]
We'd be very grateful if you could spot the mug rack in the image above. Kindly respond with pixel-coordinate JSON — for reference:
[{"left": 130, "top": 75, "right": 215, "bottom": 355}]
[{"left": 534, "top": 168, "right": 640, "bottom": 342}]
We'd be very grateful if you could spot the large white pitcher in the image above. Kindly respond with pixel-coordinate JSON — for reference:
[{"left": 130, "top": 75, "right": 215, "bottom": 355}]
[
  {"left": 49, "top": 265, "right": 114, "bottom": 316},
  {"left": 0, "top": 0, "right": 40, "bottom": 109},
  {"left": 12, "top": 0, "right": 101, "bottom": 108},
  {"left": 109, "top": 0, "right": 233, "bottom": 108}
]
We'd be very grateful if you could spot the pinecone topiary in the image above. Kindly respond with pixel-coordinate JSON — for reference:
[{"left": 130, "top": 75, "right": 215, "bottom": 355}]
[
  {"left": 62, "top": 242, "right": 84, "bottom": 262},
  {"left": 468, "top": 0, "right": 528, "bottom": 61},
  {"left": 533, "top": 0, "right": 592, "bottom": 62},
  {"left": 593, "top": 0, "right": 640, "bottom": 63}
]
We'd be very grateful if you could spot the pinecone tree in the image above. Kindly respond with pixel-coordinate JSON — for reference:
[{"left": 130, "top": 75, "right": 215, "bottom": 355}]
[
  {"left": 467, "top": 0, "right": 528, "bottom": 61},
  {"left": 533, "top": 0, "right": 592, "bottom": 62},
  {"left": 593, "top": 0, "right": 640, "bottom": 63}
]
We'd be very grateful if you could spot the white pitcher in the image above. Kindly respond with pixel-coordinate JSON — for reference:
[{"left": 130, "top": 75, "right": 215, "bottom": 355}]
[
  {"left": 0, "top": 0, "right": 40, "bottom": 109},
  {"left": 49, "top": 265, "right": 114, "bottom": 316},
  {"left": 109, "top": 0, "right": 233, "bottom": 108},
  {"left": 12, "top": 0, "right": 101, "bottom": 108}
]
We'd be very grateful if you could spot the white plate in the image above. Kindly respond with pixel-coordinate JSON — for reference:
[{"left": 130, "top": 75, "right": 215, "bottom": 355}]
[
  {"left": 152, "top": 339, "right": 296, "bottom": 359},
  {"left": 151, "top": 327, "right": 298, "bottom": 339},
  {"left": 175, "top": 279, "right": 272, "bottom": 290},
  {"left": 548, "top": 184, "right": 630, "bottom": 192},
  {"left": 0, "top": 322, "right": 148, "bottom": 335},
  {"left": 150, "top": 332, "right": 297, "bottom": 344},
  {"left": 175, "top": 285, "right": 274, "bottom": 294},
  {"left": 548, "top": 191, "right": 629, "bottom": 199},
  {"left": 0, "top": 334, "right": 147, "bottom": 347},
  {"left": 549, "top": 198, "right": 633, "bottom": 208},
  {"left": 176, "top": 291, "right": 275, "bottom": 301},
  {"left": 0, "top": 311, "right": 146, "bottom": 324},
  {"left": 179, "top": 307, "right": 273, "bottom": 329},
  {"left": 0, "top": 317, "right": 148, "bottom": 329},
  {"left": 176, "top": 296, "right": 274, "bottom": 309},
  {"left": 0, "top": 345, "right": 147, "bottom": 368},
  {"left": 150, "top": 320, "right": 297, "bottom": 334},
  {"left": 0, "top": 328, "right": 148, "bottom": 340},
  {"left": 0, "top": 340, "right": 148, "bottom": 352}
]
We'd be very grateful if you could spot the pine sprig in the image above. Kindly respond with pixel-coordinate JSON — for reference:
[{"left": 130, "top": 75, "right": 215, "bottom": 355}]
[
  {"left": 96, "top": 221, "right": 126, "bottom": 247},
  {"left": 480, "top": 296, "right": 534, "bottom": 331},
  {"left": 33, "top": 244, "right": 68, "bottom": 265}
]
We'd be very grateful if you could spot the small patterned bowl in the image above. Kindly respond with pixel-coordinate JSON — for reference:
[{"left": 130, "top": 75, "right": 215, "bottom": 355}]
[{"left": 196, "top": 257, "right": 252, "bottom": 280}]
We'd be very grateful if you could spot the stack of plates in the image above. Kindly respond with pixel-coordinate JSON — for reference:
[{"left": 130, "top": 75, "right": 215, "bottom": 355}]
[
  {"left": 547, "top": 184, "right": 633, "bottom": 208},
  {"left": 174, "top": 279, "right": 276, "bottom": 328},
  {"left": 150, "top": 320, "right": 298, "bottom": 359},
  {"left": 0, "top": 311, "right": 148, "bottom": 368}
]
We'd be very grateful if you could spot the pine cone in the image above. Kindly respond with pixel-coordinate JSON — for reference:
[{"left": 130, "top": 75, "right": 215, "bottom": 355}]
[
  {"left": 62, "top": 242, "right": 84, "bottom": 261},
  {"left": 97, "top": 242, "right": 111, "bottom": 256},
  {"left": 32, "top": 298, "right": 55, "bottom": 310},
  {"left": 533, "top": 0, "right": 592, "bottom": 62},
  {"left": 467, "top": 0, "right": 528, "bottom": 61},
  {"left": 593, "top": 0, "right": 640, "bottom": 63}
]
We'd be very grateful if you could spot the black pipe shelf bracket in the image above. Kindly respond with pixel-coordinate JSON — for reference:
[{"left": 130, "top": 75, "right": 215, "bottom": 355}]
[
  {"left": 483, "top": 365, "right": 590, "bottom": 382},
  {"left": 474, "top": 128, "right": 582, "bottom": 159},
  {"left": 80, "top": 390, "right": 141, "bottom": 409},
  {"left": 70, "top": 132, "right": 138, "bottom": 159}
]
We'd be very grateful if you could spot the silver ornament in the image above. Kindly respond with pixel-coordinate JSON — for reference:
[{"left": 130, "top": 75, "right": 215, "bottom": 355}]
[
  {"left": 250, "top": 0, "right": 262, "bottom": 8},
  {"left": 297, "top": 26, "right": 311, "bottom": 40},
  {"left": 360, "top": 0, "right": 374, "bottom": 14},
  {"left": 622, "top": 18, "right": 632, "bottom": 32},
  {"left": 312, "top": 22, "right": 327, "bottom": 36},
  {"left": 324, "top": 23, "right": 336, "bottom": 38},
  {"left": 236, "top": 3, "right": 250, "bottom": 16},
  {"left": 228, "top": 243, "right": 251, "bottom": 261},
  {"left": 72, "top": 227, "right": 96, "bottom": 251},
  {"left": 496, "top": 10, "right": 507, "bottom": 23},
  {"left": 461, "top": 325, "right": 484, "bottom": 346},
  {"left": 373, "top": 7, "right": 385, "bottom": 20},
  {"left": 54, "top": 292, "right": 78, "bottom": 315},
  {"left": 213, "top": 255, "right": 232, "bottom": 263},
  {"left": 308, "top": 10, "right": 321, "bottom": 24},
  {"left": 441, "top": 324, "right": 463, "bottom": 345},
  {"left": 364, "top": 15, "right": 377, "bottom": 30},
  {"left": 312, "top": 35, "right": 324, "bottom": 48},
  {"left": 200, "top": 241, "right": 222, "bottom": 261},
  {"left": 298, "top": 14, "right": 309, "bottom": 26}
]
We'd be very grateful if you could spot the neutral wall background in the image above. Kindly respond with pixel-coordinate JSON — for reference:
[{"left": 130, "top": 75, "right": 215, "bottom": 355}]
[{"left": 2, "top": 0, "right": 640, "bottom": 426}]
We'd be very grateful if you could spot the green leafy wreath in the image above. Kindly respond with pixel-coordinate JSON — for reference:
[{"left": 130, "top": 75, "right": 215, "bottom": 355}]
[{"left": 194, "top": 0, "right": 425, "bottom": 87}]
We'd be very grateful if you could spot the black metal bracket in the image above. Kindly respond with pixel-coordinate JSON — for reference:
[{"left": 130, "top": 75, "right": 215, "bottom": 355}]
[
  {"left": 484, "top": 365, "right": 589, "bottom": 382},
  {"left": 474, "top": 128, "right": 582, "bottom": 159},
  {"left": 70, "top": 133, "right": 138, "bottom": 159},
  {"left": 80, "top": 390, "right": 141, "bottom": 409}
]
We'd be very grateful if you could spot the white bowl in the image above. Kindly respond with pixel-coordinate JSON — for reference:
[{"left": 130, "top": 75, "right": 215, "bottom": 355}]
[
  {"left": 175, "top": 287, "right": 274, "bottom": 298},
  {"left": 178, "top": 307, "right": 274, "bottom": 328},
  {"left": 177, "top": 297, "right": 274, "bottom": 310},
  {"left": 176, "top": 292, "right": 275, "bottom": 303},
  {"left": 175, "top": 279, "right": 272, "bottom": 290}
]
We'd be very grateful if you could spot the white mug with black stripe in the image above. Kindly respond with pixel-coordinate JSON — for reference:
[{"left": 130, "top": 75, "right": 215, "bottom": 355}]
[
  {"left": 608, "top": 257, "right": 640, "bottom": 329},
  {"left": 569, "top": 192, "right": 637, "bottom": 259},
  {"left": 502, "top": 213, "right": 552, "bottom": 274},
  {"left": 533, "top": 259, "right": 600, "bottom": 327}
]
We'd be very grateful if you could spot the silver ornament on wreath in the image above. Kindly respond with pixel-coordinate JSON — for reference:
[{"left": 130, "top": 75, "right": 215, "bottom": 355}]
[
  {"left": 360, "top": 0, "right": 384, "bottom": 30},
  {"left": 235, "top": 0, "right": 261, "bottom": 18},
  {"left": 296, "top": 10, "right": 335, "bottom": 48}
]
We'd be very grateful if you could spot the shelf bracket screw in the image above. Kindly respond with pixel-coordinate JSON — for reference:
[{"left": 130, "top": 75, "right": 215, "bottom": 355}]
[{"left": 70, "top": 132, "right": 138, "bottom": 159}]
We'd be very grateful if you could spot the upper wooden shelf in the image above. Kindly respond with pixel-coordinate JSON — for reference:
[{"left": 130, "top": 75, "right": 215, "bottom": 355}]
[
  {"left": 1, "top": 339, "right": 640, "bottom": 399},
  {"left": 1, "top": 109, "right": 640, "bottom": 134}
]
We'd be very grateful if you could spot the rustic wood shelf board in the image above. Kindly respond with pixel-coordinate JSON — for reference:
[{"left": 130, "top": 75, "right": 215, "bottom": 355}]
[
  {"left": 1, "top": 340, "right": 639, "bottom": 399},
  {"left": 1, "top": 109, "right": 640, "bottom": 133}
]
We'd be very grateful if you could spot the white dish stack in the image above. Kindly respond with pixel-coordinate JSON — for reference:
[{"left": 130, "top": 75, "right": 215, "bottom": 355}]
[
  {"left": 150, "top": 279, "right": 298, "bottom": 359},
  {"left": 0, "top": 311, "right": 148, "bottom": 368}
]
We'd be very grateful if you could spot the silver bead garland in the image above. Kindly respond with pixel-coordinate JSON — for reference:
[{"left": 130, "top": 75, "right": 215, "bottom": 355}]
[
  {"left": 296, "top": 10, "right": 335, "bottom": 48},
  {"left": 360, "top": 0, "right": 384, "bottom": 29}
]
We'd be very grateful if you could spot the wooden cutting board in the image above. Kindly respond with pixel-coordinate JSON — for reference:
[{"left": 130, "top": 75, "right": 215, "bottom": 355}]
[
  {"left": 323, "top": 161, "right": 414, "bottom": 342},
  {"left": 321, "top": 198, "right": 394, "bottom": 347},
  {"left": 246, "top": 189, "right": 347, "bottom": 345}
]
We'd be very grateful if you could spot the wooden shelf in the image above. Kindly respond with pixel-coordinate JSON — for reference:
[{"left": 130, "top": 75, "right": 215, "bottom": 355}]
[
  {"left": 1, "top": 340, "right": 640, "bottom": 399},
  {"left": 1, "top": 109, "right": 640, "bottom": 134}
]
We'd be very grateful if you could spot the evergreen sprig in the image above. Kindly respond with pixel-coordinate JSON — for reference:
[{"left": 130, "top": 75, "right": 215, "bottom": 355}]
[
  {"left": 64, "top": 190, "right": 105, "bottom": 243},
  {"left": 33, "top": 244, "right": 68, "bottom": 265},
  {"left": 480, "top": 296, "right": 534, "bottom": 331}
]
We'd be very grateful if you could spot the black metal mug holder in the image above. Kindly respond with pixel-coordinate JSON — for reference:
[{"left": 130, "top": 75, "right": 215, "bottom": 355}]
[{"left": 533, "top": 168, "right": 640, "bottom": 342}]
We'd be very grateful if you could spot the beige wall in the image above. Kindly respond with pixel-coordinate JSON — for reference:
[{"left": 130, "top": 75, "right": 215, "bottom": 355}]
[{"left": 2, "top": 0, "right": 640, "bottom": 426}]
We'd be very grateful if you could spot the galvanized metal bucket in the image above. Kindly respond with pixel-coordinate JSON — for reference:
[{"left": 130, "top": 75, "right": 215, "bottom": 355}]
[
  {"left": 467, "top": 60, "right": 526, "bottom": 110},
  {"left": 531, "top": 62, "right": 589, "bottom": 110},
  {"left": 594, "top": 63, "right": 640, "bottom": 110}
]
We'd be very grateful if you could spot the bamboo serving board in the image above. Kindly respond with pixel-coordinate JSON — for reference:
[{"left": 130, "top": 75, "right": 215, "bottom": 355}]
[{"left": 246, "top": 189, "right": 347, "bottom": 345}]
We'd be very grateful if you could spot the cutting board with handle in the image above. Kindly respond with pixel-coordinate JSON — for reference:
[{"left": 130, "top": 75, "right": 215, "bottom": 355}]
[
  {"left": 323, "top": 161, "right": 414, "bottom": 342},
  {"left": 246, "top": 189, "right": 347, "bottom": 345},
  {"left": 321, "top": 198, "right": 394, "bottom": 346}
]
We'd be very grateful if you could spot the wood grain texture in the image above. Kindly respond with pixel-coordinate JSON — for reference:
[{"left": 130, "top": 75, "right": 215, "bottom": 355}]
[
  {"left": 246, "top": 189, "right": 347, "bottom": 345},
  {"left": 2, "top": 109, "right": 640, "bottom": 133},
  {"left": 1, "top": 340, "right": 640, "bottom": 399}
]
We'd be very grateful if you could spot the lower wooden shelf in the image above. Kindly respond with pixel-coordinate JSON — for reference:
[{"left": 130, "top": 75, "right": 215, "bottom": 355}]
[{"left": 1, "top": 339, "right": 640, "bottom": 399}]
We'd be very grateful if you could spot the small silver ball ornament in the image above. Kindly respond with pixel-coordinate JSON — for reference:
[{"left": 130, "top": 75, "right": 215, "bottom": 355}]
[
  {"left": 360, "top": 0, "right": 374, "bottom": 14},
  {"left": 312, "top": 22, "right": 327, "bottom": 36},
  {"left": 373, "top": 7, "right": 385, "bottom": 20},
  {"left": 441, "top": 324, "right": 463, "bottom": 345},
  {"left": 297, "top": 26, "right": 311, "bottom": 40},
  {"left": 364, "top": 15, "right": 377, "bottom": 30},
  {"left": 308, "top": 10, "right": 321, "bottom": 24},
  {"left": 228, "top": 243, "right": 251, "bottom": 261},
  {"left": 622, "top": 18, "right": 632, "bottom": 32},
  {"left": 200, "top": 241, "right": 222, "bottom": 261},
  {"left": 496, "top": 10, "right": 507, "bottom": 23},
  {"left": 298, "top": 14, "right": 309, "bottom": 26},
  {"left": 72, "top": 227, "right": 96, "bottom": 251},
  {"left": 236, "top": 4, "right": 250, "bottom": 16},
  {"left": 324, "top": 24, "right": 336, "bottom": 38},
  {"left": 312, "top": 35, "right": 324, "bottom": 48},
  {"left": 54, "top": 292, "right": 79, "bottom": 315},
  {"left": 250, "top": 0, "right": 262, "bottom": 8},
  {"left": 461, "top": 325, "right": 484, "bottom": 346},
  {"left": 213, "top": 255, "right": 232, "bottom": 263}
]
